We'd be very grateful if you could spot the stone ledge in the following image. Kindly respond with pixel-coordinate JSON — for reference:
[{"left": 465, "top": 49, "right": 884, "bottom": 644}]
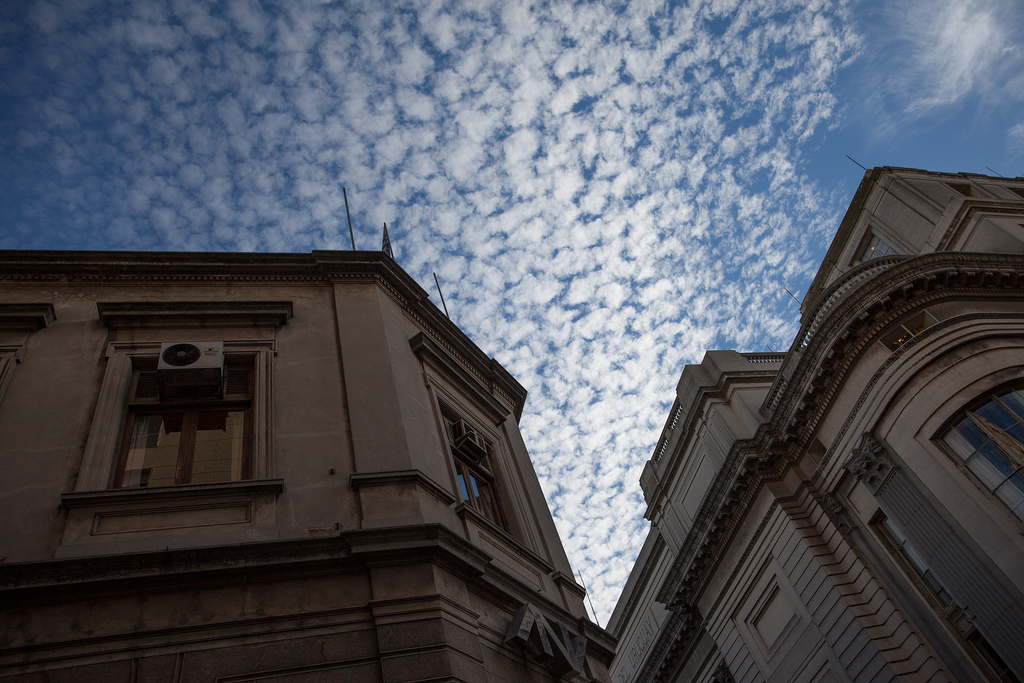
[
  {"left": 0, "top": 303, "right": 55, "bottom": 330},
  {"left": 96, "top": 301, "right": 293, "bottom": 328}
]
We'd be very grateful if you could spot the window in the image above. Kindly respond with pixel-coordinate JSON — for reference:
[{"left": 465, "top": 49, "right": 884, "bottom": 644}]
[
  {"left": 857, "top": 231, "right": 900, "bottom": 263},
  {"left": 442, "top": 411, "right": 506, "bottom": 529},
  {"left": 879, "top": 516, "right": 954, "bottom": 607},
  {"left": 878, "top": 514, "right": 1022, "bottom": 683},
  {"left": 879, "top": 310, "right": 938, "bottom": 352},
  {"left": 113, "top": 357, "right": 252, "bottom": 488},
  {"left": 942, "top": 386, "right": 1024, "bottom": 521}
]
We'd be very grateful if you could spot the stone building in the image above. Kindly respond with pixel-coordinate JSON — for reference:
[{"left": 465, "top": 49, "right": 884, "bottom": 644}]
[
  {"left": 0, "top": 250, "right": 614, "bottom": 682},
  {"left": 608, "top": 168, "right": 1024, "bottom": 683}
]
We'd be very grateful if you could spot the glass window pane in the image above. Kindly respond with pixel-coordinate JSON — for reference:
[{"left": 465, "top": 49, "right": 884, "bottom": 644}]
[
  {"left": 457, "top": 472, "right": 469, "bottom": 501},
  {"left": 973, "top": 401, "right": 1018, "bottom": 433},
  {"left": 999, "top": 391, "right": 1024, "bottom": 422},
  {"left": 190, "top": 410, "right": 247, "bottom": 484},
  {"left": 995, "top": 473, "right": 1024, "bottom": 521},
  {"left": 948, "top": 417, "right": 989, "bottom": 456},
  {"left": 122, "top": 413, "right": 180, "bottom": 488},
  {"left": 994, "top": 424, "right": 1024, "bottom": 470},
  {"left": 967, "top": 442, "right": 1016, "bottom": 491}
]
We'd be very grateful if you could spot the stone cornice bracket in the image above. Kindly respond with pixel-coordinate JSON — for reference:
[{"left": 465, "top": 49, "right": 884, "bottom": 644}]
[
  {"left": 97, "top": 301, "right": 293, "bottom": 328},
  {"left": 504, "top": 602, "right": 587, "bottom": 678},
  {"left": 844, "top": 434, "right": 897, "bottom": 495},
  {"left": 0, "top": 303, "right": 56, "bottom": 330},
  {"left": 822, "top": 491, "right": 855, "bottom": 535}
]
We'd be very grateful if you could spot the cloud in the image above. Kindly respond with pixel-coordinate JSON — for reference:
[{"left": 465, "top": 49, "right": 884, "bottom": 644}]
[
  {"left": 855, "top": 0, "right": 1024, "bottom": 137},
  {"left": 0, "top": 0, "right": 862, "bottom": 621}
]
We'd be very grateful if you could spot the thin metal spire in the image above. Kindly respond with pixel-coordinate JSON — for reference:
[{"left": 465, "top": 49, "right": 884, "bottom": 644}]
[
  {"left": 432, "top": 272, "right": 450, "bottom": 319},
  {"left": 343, "top": 187, "right": 356, "bottom": 250}
]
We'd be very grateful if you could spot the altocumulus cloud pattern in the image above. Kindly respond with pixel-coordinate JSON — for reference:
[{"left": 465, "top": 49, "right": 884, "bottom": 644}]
[{"left": 1, "top": 0, "right": 864, "bottom": 621}]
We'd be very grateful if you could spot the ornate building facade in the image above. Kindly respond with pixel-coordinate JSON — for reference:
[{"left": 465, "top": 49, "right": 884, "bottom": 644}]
[
  {"left": 0, "top": 251, "right": 614, "bottom": 682},
  {"left": 608, "top": 168, "right": 1024, "bottom": 683}
]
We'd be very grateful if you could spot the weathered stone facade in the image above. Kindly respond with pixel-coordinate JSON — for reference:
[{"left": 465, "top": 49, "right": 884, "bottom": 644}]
[
  {"left": 0, "top": 251, "right": 614, "bottom": 682},
  {"left": 609, "top": 168, "right": 1024, "bottom": 683}
]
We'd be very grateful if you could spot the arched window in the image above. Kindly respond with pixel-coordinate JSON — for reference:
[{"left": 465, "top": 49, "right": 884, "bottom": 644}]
[{"left": 942, "top": 386, "right": 1024, "bottom": 521}]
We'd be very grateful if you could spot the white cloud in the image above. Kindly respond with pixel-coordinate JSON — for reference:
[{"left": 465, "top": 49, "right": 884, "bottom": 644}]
[
  {"left": 0, "top": 0, "right": 864, "bottom": 622},
  {"left": 856, "top": 0, "right": 1024, "bottom": 136}
]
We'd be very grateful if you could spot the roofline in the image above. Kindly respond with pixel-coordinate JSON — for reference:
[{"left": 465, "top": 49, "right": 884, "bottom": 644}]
[{"left": 0, "top": 249, "right": 529, "bottom": 421}]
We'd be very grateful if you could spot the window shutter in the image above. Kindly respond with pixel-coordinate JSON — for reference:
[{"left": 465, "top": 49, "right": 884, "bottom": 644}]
[
  {"left": 133, "top": 370, "right": 160, "bottom": 401},
  {"left": 225, "top": 365, "right": 251, "bottom": 398}
]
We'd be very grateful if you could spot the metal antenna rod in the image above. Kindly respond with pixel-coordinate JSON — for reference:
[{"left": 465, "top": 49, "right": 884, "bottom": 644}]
[
  {"left": 846, "top": 154, "right": 867, "bottom": 171},
  {"left": 343, "top": 187, "right": 356, "bottom": 250},
  {"left": 783, "top": 286, "right": 801, "bottom": 306},
  {"left": 432, "top": 272, "right": 450, "bottom": 319},
  {"left": 986, "top": 166, "right": 1005, "bottom": 177},
  {"left": 577, "top": 570, "right": 601, "bottom": 627}
]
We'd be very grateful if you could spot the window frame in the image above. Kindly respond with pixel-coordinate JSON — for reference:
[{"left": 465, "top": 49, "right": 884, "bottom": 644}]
[
  {"left": 112, "top": 357, "right": 254, "bottom": 489},
  {"left": 938, "top": 383, "right": 1024, "bottom": 523},
  {"left": 441, "top": 410, "right": 508, "bottom": 531},
  {"left": 76, "top": 340, "right": 275, "bottom": 493},
  {"left": 855, "top": 229, "right": 901, "bottom": 264},
  {"left": 875, "top": 512, "right": 1022, "bottom": 683}
]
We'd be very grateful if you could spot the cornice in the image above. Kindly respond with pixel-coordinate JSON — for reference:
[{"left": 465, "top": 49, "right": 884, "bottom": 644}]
[
  {"left": 647, "top": 255, "right": 1024, "bottom": 681},
  {"left": 96, "top": 301, "right": 293, "bottom": 328},
  {"left": 411, "top": 332, "right": 525, "bottom": 423},
  {"left": 0, "top": 249, "right": 528, "bottom": 422},
  {"left": 645, "top": 370, "right": 777, "bottom": 519},
  {"left": 766, "top": 252, "right": 1024, "bottom": 459},
  {"left": 0, "top": 303, "right": 56, "bottom": 330},
  {"left": 349, "top": 469, "right": 457, "bottom": 506}
]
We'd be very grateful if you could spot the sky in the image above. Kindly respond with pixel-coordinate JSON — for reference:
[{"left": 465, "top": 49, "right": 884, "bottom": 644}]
[{"left": 2, "top": 0, "right": 1023, "bottom": 624}]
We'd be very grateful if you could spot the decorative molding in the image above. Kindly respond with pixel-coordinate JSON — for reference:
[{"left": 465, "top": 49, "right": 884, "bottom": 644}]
[
  {"left": 61, "top": 479, "right": 284, "bottom": 508},
  {"left": 822, "top": 492, "right": 854, "bottom": 535},
  {"left": 411, "top": 332, "right": 513, "bottom": 424},
  {"left": 349, "top": 469, "right": 457, "bottom": 506},
  {"left": 844, "top": 434, "right": 897, "bottom": 495},
  {"left": 97, "top": 301, "right": 293, "bottom": 328},
  {"left": 0, "top": 250, "right": 527, "bottom": 423},
  {"left": 551, "top": 570, "right": 588, "bottom": 600},
  {"left": 456, "top": 503, "right": 557, "bottom": 574},
  {"left": 764, "top": 253, "right": 1024, "bottom": 467},
  {"left": 0, "top": 303, "right": 55, "bottom": 330}
]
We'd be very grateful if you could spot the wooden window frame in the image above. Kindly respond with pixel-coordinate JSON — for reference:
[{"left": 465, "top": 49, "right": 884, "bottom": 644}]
[
  {"left": 442, "top": 412, "right": 507, "bottom": 530},
  {"left": 112, "top": 357, "right": 254, "bottom": 489}
]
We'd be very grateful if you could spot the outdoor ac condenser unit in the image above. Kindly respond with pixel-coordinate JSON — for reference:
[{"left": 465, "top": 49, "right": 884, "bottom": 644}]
[
  {"left": 157, "top": 341, "right": 225, "bottom": 399},
  {"left": 452, "top": 420, "right": 488, "bottom": 458}
]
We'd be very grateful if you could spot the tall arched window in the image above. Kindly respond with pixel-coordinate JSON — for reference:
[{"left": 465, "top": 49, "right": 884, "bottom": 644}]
[{"left": 943, "top": 386, "right": 1024, "bottom": 521}]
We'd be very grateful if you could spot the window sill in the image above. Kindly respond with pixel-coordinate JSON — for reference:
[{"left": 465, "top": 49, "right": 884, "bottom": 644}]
[
  {"left": 57, "top": 479, "right": 283, "bottom": 559},
  {"left": 456, "top": 502, "right": 555, "bottom": 576},
  {"left": 61, "top": 479, "right": 284, "bottom": 508}
]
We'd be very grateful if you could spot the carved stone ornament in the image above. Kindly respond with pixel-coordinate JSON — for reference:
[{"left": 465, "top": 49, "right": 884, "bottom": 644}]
[
  {"left": 844, "top": 434, "right": 897, "bottom": 494},
  {"left": 711, "top": 660, "right": 736, "bottom": 683},
  {"left": 822, "top": 492, "right": 854, "bottom": 535},
  {"left": 504, "top": 603, "right": 587, "bottom": 678}
]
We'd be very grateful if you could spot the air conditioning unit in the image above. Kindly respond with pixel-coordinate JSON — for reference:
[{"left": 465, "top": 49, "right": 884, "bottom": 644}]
[
  {"left": 158, "top": 341, "right": 225, "bottom": 399},
  {"left": 452, "top": 420, "right": 487, "bottom": 458}
]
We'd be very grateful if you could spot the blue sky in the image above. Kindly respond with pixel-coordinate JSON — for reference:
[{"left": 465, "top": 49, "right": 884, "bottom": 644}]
[{"left": 2, "top": 0, "right": 1022, "bottom": 622}]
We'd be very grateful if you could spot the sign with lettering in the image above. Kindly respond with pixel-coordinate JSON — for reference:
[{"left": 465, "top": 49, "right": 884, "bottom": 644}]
[
  {"left": 611, "top": 608, "right": 665, "bottom": 683},
  {"left": 504, "top": 603, "right": 587, "bottom": 678}
]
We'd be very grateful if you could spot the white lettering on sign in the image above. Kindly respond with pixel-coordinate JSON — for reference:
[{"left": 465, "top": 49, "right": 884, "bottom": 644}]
[{"left": 612, "top": 609, "right": 664, "bottom": 683}]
